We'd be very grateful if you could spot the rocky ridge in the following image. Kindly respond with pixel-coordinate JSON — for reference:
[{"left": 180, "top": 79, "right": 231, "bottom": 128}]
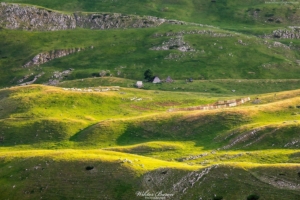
[
  {"left": 0, "top": 2, "right": 76, "bottom": 31},
  {"left": 74, "top": 12, "right": 165, "bottom": 29},
  {"left": 0, "top": 3, "right": 218, "bottom": 31},
  {"left": 0, "top": 3, "right": 165, "bottom": 31},
  {"left": 23, "top": 48, "right": 85, "bottom": 67}
]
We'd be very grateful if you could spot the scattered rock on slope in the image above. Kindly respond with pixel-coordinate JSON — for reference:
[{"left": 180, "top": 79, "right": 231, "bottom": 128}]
[{"left": 150, "top": 37, "right": 195, "bottom": 52}]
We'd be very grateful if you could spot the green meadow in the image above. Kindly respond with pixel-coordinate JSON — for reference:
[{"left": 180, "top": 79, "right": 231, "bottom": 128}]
[
  {"left": 1, "top": 84, "right": 300, "bottom": 199},
  {"left": 1, "top": 0, "right": 300, "bottom": 199}
]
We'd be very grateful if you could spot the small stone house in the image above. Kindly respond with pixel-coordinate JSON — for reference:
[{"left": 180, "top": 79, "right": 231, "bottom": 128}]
[
  {"left": 136, "top": 81, "right": 143, "bottom": 88},
  {"left": 152, "top": 76, "right": 161, "bottom": 83}
]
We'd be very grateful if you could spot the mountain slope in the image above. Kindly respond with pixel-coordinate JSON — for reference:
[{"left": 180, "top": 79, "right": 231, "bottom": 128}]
[{"left": 1, "top": 1, "right": 300, "bottom": 200}]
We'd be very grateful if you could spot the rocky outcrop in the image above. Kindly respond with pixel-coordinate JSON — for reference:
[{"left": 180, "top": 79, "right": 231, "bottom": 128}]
[
  {"left": 150, "top": 37, "right": 195, "bottom": 52},
  {"left": 264, "top": 27, "right": 300, "bottom": 39},
  {"left": 141, "top": 166, "right": 217, "bottom": 199},
  {"left": 19, "top": 72, "right": 44, "bottom": 86},
  {"left": 47, "top": 69, "right": 74, "bottom": 85},
  {"left": 0, "top": 3, "right": 76, "bottom": 31},
  {"left": 0, "top": 3, "right": 165, "bottom": 31},
  {"left": 74, "top": 12, "right": 165, "bottom": 29},
  {"left": 0, "top": 3, "right": 219, "bottom": 31},
  {"left": 171, "top": 166, "right": 216, "bottom": 194},
  {"left": 272, "top": 41, "right": 290, "bottom": 49},
  {"left": 221, "top": 128, "right": 262, "bottom": 150},
  {"left": 273, "top": 29, "right": 300, "bottom": 39},
  {"left": 23, "top": 48, "right": 84, "bottom": 67}
]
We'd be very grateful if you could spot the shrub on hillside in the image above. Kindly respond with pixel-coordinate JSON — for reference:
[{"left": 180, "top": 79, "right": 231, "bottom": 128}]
[
  {"left": 247, "top": 194, "right": 260, "bottom": 200},
  {"left": 213, "top": 196, "right": 223, "bottom": 200},
  {"left": 144, "top": 69, "right": 154, "bottom": 82}
]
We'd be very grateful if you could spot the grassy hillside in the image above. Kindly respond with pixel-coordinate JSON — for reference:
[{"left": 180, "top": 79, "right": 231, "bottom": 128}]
[
  {"left": 1, "top": 83, "right": 300, "bottom": 198},
  {"left": 1, "top": 85, "right": 300, "bottom": 199},
  {"left": 0, "top": 2, "right": 300, "bottom": 91},
  {"left": 0, "top": 85, "right": 217, "bottom": 147},
  {"left": 1, "top": 150, "right": 299, "bottom": 200},
  {"left": 59, "top": 77, "right": 300, "bottom": 95},
  {"left": 1, "top": 1, "right": 300, "bottom": 199},
  {"left": 1, "top": 25, "right": 300, "bottom": 89},
  {"left": 2, "top": 85, "right": 300, "bottom": 149}
]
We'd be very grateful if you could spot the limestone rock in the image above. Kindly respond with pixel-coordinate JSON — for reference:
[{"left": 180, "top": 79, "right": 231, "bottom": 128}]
[
  {"left": 263, "top": 27, "right": 300, "bottom": 39},
  {"left": 18, "top": 72, "right": 44, "bottom": 86},
  {"left": 47, "top": 69, "right": 74, "bottom": 86},
  {"left": 0, "top": 3, "right": 76, "bottom": 31},
  {"left": 23, "top": 48, "right": 83, "bottom": 67},
  {"left": 0, "top": 3, "right": 166, "bottom": 31},
  {"left": 150, "top": 37, "right": 195, "bottom": 52},
  {"left": 74, "top": 12, "right": 165, "bottom": 29}
]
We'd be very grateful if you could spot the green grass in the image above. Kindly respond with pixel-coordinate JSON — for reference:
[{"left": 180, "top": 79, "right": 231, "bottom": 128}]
[
  {"left": 1, "top": 1, "right": 300, "bottom": 199},
  {"left": 1, "top": 79, "right": 300, "bottom": 199},
  {"left": 0, "top": 149, "right": 300, "bottom": 200},
  {"left": 0, "top": 2, "right": 300, "bottom": 92},
  {"left": 59, "top": 77, "right": 300, "bottom": 95},
  {"left": 1, "top": 26, "right": 300, "bottom": 89},
  {"left": 0, "top": 149, "right": 199, "bottom": 200},
  {"left": 2, "top": 85, "right": 300, "bottom": 151},
  {"left": 0, "top": 85, "right": 219, "bottom": 147}
]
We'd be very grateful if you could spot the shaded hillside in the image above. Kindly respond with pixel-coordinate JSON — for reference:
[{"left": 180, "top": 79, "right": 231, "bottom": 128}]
[{"left": 0, "top": 151, "right": 299, "bottom": 200}]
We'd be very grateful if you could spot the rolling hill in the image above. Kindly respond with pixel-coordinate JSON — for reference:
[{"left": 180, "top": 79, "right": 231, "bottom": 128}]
[{"left": 1, "top": 1, "right": 300, "bottom": 200}]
